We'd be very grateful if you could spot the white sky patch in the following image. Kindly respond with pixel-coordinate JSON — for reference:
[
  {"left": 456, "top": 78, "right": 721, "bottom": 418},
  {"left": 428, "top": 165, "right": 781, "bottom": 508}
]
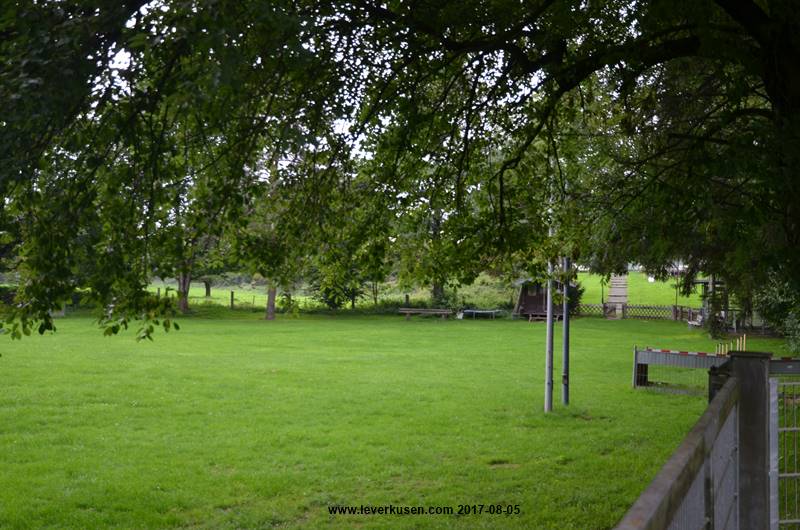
[
  {"left": 333, "top": 118, "right": 370, "bottom": 157},
  {"left": 332, "top": 119, "right": 350, "bottom": 135},
  {"left": 92, "top": 46, "right": 133, "bottom": 99},
  {"left": 110, "top": 49, "right": 131, "bottom": 70}
]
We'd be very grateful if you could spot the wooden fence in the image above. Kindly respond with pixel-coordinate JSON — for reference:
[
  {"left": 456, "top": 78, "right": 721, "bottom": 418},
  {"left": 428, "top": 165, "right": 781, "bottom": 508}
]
[
  {"left": 576, "top": 303, "right": 605, "bottom": 317},
  {"left": 625, "top": 304, "right": 676, "bottom": 320},
  {"left": 576, "top": 303, "right": 701, "bottom": 322},
  {"left": 575, "top": 303, "right": 778, "bottom": 336}
]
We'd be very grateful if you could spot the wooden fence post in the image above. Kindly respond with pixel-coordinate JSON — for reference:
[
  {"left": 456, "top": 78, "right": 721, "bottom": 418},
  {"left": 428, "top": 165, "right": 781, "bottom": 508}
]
[{"left": 731, "top": 351, "right": 771, "bottom": 529}]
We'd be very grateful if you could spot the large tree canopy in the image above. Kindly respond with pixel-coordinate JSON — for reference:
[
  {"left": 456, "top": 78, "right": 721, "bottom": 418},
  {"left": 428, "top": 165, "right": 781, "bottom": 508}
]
[{"left": 2, "top": 0, "right": 798, "bottom": 336}]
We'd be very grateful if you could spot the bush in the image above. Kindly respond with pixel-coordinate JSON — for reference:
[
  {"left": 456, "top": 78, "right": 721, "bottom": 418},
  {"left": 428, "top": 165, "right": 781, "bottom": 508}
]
[
  {"left": 553, "top": 282, "right": 585, "bottom": 316},
  {"left": 0, "top": 285, "right": 15, "bottom": 305},
  {"left": 450, "top": 273, "right": 516, "bottom": 310},
  {"left": 568, "top": 282, "right": 585, "bottom": 315},
  {"left": 702, "top": 289, "right": 728, "bottom": 339},
  {"left": 753, "top": 274, "right": 800, "bottom": 352},
  {"left": 311, "top": 281, "right": 364, "bottom": 310},
  {"left": 277, "top": 293, "right": 300, "bottom": 317}
]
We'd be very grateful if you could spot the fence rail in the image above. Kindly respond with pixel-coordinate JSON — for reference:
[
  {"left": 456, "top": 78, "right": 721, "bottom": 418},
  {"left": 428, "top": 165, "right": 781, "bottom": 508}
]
[
  {"left": 577, "top": 303, "right": 605, "bottom": 317},
  {"left": 619, "top": 352, "right": 781, "bottom": 529},
  {"left": 625, "top": 305, "right": 676, "bottom": 320},
  {"left": 576, "top": 303, "right": 702, "bottom": 322},
  {"left": 632, "top": 347, "right": 729, "bottom": 392},
  {"left": 616, "top": 376, "right": 740, "bottom": 529},
  {"left": 576, "top": 304, "right": 777, "bottom": 335}
]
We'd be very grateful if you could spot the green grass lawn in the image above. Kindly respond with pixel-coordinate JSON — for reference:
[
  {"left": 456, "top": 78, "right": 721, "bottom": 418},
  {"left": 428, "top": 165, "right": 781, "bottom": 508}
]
[
  {"left": 578, "top": 272, "right": 703, "bottom": 307},
  {"left": 149, "top": 275, "right": 516, "bottom": 312},
  {"left": 151, "top": 271, "right": 698, "bottom": 315},
  {"left": 0, "top": 315, "right": 786, "bottom": 529},
  {"left": 148, "top": 282, "right": 307, "bottom": 311}
]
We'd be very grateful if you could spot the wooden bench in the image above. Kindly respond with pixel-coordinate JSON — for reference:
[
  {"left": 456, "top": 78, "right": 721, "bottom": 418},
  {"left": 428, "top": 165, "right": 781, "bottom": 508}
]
[
  {"left": 520, "top": 312, "right": 563, "bottom": 322},
  {"left": 687, "top": 308, "right": 705, "bottom": 328},
  {"left": 398, "top": 307, "right": 453, "bottom": 320}
]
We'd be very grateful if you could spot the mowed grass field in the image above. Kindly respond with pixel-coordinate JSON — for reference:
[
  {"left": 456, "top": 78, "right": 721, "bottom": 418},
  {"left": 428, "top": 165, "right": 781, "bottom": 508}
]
[
  {"left": 151, "top": 270, "right": 701, "bottom": 313},
  {"left": 148, "top": 282, "right": 292, "bottom": 311},
  {"left": 0, "top": 315, "right": 787, "bottom": 529},
  {"left": 577, "top": 273, "right": 703, "bottom": 307}
]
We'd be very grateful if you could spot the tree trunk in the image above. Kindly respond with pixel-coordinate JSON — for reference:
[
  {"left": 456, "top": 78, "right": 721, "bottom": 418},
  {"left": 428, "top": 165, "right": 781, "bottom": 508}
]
[
  {"left": 372, "top": 281, "right": 378, "bottom": 306},
  {"left": 204, "top": 280, "right": 211, "bottom": 297},
  {"left": 265, "top": 284, "right": 277, "bottom": 320},
  {"left": 430, "top": 209, "right": 445, "bottom": 306},
  {"left": 432, "top": 281, "right": 445, "bottom": 306},
  {"left": 177, "top": 272, "right": 191, "bottom": 313}
]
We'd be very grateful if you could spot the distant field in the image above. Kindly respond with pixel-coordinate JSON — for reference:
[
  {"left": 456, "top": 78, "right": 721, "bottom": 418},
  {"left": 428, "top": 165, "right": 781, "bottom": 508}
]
[
  {"left": 150, "top": 271, "right": 699, "bottom": 313},
  {"left": 148, "top": 282, "right": 437, "bottom": 312},
  {"left": 149, "top": 281, "right": 287, "bottom": 310},
  {"left": 149, "top": 274, "right": 515, "bottom": 312},
  {"left": 578, "top": 272, "right": 703, "bottom": 307},
  {"left": 0, "top": 315, "right": 789, "bottom": 529}
]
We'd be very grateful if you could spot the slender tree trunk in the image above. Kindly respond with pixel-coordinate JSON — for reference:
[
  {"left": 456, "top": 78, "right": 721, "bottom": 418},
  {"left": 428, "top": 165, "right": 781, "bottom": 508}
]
[
  {"left": 372, "top": 281, "right": 378, "bottom": 306},
  {"left": 203, "top": 280, "right": 211, "bottom": 297},
  {"left": 430, "top": 208, "right": 445, "bottom": 306},
  {"left": 432, "top": 281, "right": 445, "bottom": 305},
  {"left": 177, "top": 272, "right": 191, "bottom": 313},
  {"left": 265, "top": 283, "right": 277, "bottom": 320}
]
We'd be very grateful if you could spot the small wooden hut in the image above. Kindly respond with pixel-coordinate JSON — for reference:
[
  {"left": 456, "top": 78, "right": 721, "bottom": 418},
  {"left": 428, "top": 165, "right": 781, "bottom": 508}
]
[{"left": 514, "top": 279, "right": 562, "bottom": 321}]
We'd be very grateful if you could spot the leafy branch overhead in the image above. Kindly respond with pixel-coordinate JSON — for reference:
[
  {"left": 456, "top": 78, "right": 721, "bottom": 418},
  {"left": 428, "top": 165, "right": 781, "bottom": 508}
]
[{"left": 1, "top": 0, "right": 798, "bottom": 335}]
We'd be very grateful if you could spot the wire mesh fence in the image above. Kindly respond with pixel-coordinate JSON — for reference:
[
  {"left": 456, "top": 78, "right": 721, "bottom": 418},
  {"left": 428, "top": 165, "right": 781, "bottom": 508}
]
[
  {"left": 640, "top": 364, "right": 711, "bottom": 395},
  {"left": 774, "top": 377, "right": 800, "bottom": 528},
  {"left": 620, "top": 354, "right": 800, "bottom": 529},
  {"left": 616, "top": 376, "right": 740, "bottom": 530}
]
